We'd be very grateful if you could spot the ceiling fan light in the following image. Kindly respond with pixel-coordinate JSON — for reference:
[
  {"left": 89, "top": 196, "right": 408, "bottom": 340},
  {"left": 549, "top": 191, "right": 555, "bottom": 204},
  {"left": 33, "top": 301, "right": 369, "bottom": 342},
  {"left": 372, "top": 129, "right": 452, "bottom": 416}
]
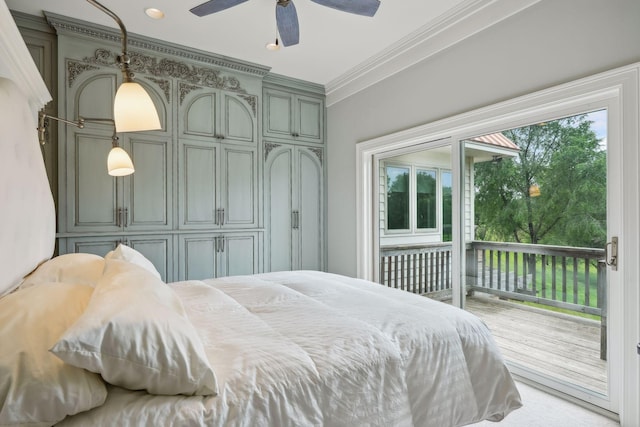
[
  {"left": 107, "top": 146, "right": 135, "bottom": 176},
  {"left": 114, "top": 82, "right": 161, "bottom": 133},
  {"left": 266, "top": 38, "right": 280, "bottom": 51}
]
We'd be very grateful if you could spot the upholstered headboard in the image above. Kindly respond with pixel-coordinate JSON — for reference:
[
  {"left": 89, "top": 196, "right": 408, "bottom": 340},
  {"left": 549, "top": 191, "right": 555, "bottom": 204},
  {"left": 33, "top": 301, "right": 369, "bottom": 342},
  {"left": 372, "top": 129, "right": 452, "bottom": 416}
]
[{"left": 0, "top": 2, "right": 55, "bottom": 296}]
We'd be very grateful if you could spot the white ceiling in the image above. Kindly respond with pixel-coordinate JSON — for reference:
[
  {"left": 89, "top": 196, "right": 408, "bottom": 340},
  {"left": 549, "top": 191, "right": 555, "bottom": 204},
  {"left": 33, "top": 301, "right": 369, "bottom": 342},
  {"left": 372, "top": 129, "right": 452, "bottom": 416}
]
[{"left": 7, "top": 0, "right": 539, "bottom": 103}]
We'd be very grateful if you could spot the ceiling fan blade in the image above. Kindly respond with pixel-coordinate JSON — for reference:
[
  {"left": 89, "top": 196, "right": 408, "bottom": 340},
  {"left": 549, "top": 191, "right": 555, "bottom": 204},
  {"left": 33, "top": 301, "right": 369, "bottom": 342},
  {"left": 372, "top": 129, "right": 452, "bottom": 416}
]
[
  {"left": 310, "top": 0, "right": 380, "bottom": 17},
  {"left": 276, "top": 1, "right": 300, "bottom": 47},
  {"left": 190, "top": 0, "right": 249, "bottom": 16}
]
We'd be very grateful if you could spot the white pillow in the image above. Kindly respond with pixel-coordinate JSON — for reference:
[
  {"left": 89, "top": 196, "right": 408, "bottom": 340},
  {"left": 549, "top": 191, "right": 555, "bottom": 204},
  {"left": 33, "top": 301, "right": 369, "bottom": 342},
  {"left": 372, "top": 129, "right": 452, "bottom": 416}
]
[
  {"left": 105, "top": 244, "right": 161, "bottom": 279},
  {"left": 51, "top": 259, "right": 218, "bottom": 396},
  {"left": 0, "top": 283, "right": 107, "bottom": 426},
  {"left": 20, "top": 253, "right": 105, "bottom": 290}
]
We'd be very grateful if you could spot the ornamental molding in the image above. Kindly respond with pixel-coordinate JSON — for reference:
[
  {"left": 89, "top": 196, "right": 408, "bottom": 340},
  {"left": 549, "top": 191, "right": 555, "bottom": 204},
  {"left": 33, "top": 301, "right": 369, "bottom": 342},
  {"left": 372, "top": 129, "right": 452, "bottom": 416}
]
[
  {"left": 147, "top": 77, "right": 171, "bottom": 102},
  {"left": 82, "top": 48, "right": 249, "bottom": 94},
  {"left": 264, "top": 142, "right": 281, "bottom": 161},
  {"left": 178, "top": 82, "right": 202, "bottom": 105},
  {"left": 67, "top": 61, "right": 99, "bottom": 88},
  {"left": 239, "top": 94, "right": 258, "bottom": 116},
  {"left": 309, "top": 147, "right": 324, "bottom": 164}
]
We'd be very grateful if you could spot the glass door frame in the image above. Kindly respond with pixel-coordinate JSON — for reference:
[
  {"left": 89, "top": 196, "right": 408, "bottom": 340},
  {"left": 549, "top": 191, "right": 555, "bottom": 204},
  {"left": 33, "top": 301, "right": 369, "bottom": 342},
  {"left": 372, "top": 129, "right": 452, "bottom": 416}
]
[{"left": 356, "top": 64, "right": 640, "bottom": 423}]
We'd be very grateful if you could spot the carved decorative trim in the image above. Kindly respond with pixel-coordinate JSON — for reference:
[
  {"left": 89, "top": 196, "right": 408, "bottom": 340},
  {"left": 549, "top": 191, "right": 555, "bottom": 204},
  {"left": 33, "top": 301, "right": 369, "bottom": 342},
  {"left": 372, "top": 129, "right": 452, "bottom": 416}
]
[
  {"left": 264, "top": 143, "right": 281, "bottom": 161},
  {"left": 239, "top": 94, "right": 258, "bottom": 116},
  {"left": 67, "top": 60, "right": 99, "bottom": 87},
  {"left": 82, "top": 49, "right": 250, "bottom": 96},
  {"left": 179, "top": 82, "right": 202, "bottom": 105},
  {"left": 309, "top": 147, "right": 324, "bottom": 164},
  {"left": 147, "top": 77, "right": 171, "bottom": 102},
  {"left": 46, "top": 13, "right": 271, "bottom": 78}
]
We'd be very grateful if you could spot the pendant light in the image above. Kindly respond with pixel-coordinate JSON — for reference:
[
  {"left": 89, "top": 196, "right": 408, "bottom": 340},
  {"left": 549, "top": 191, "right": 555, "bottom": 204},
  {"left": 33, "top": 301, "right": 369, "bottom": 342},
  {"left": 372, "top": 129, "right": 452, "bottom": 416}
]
[
  {"left": 87, "top": 0, "right": 161, "bottom": 133},
  {"left": 107, "top": 133, "right": 135, "bottom": 176}
]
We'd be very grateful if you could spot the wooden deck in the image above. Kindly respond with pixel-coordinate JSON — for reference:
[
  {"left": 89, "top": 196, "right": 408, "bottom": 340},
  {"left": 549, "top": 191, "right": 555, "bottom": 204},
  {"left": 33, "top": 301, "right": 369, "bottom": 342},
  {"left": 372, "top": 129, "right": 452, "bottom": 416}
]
[{"left": 463, "top": 295, "right": 607, "bottom": 395}]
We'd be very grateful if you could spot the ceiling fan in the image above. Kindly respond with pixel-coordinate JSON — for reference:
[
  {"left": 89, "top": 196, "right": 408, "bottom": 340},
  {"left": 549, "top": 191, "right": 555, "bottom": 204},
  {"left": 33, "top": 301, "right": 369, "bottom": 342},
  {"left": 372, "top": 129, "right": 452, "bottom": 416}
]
[{"left": 190, "top": 0, "right": 381, "bottom": 47}]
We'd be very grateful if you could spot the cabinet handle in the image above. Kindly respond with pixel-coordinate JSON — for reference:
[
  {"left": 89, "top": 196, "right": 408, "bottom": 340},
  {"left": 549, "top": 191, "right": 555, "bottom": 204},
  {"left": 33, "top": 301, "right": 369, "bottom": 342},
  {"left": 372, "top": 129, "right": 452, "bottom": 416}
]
[
  {"left": 292, "top": 210, "right": 300, "bottom": 229},
  {"left": 292, "top": 132, "right": 299, "bottom": 138},
  {"left": 221, "top": 208, "right": 225, "bottom": 226},
  {"left": 116, "top": 208, "right": 123, "bottom": 227},
  {"left": 215, "top": 236, "right": 225, "bottom": 253},
  {"left": 124, "top": 208, "right": 129, "bottom": 228}
]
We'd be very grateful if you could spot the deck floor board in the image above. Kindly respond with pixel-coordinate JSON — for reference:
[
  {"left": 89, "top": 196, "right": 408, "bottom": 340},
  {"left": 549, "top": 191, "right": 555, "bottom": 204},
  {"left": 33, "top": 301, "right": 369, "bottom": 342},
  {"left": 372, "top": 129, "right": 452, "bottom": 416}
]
[{"left": 463, "top": 295, "right": 607, "bottom": 395}]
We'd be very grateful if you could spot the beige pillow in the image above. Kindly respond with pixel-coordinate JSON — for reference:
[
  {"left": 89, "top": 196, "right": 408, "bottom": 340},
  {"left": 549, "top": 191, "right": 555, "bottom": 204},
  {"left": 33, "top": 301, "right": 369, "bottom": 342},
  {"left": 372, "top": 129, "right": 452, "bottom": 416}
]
[
  {"left": 105, "top": 244, "right": 161, "bottom": 279},
  {"left": 0, "top": 283, "right": 107, "bottom": 426},
  {"left": 20, "top": 253, "right": 105, "bottom": 289},
  {"left": 51, "top": 259, "right": 218, "bottom": 396}
]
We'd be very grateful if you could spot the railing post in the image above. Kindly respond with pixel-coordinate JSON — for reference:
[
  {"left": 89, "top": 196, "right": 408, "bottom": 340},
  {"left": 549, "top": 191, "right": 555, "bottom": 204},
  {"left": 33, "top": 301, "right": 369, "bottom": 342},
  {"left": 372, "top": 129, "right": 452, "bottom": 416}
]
[{"left": 597, "top": 260, "right": 607, "bottom": 361}]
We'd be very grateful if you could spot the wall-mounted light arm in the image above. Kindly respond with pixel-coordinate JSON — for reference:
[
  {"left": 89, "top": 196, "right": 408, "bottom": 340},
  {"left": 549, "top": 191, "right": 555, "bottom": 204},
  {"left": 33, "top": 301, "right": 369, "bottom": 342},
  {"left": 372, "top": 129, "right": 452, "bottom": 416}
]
[{"left": 38, "top": 111, "right": 135, "bottom": 176}]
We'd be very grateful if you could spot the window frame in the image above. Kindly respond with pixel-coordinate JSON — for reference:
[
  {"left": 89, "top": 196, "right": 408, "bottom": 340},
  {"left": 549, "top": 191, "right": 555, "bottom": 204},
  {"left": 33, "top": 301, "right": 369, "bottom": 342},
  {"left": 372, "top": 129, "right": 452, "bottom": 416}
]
[{"left": 383, "top": 160, "right": 450, "bottom": 237}]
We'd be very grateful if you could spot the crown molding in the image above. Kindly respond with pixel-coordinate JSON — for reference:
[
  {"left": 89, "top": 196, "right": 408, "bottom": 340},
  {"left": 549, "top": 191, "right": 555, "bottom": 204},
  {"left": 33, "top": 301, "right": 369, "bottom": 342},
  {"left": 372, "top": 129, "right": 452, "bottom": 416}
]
[{"left": 326, "top": 0, "right": 542, "bottom": 107}]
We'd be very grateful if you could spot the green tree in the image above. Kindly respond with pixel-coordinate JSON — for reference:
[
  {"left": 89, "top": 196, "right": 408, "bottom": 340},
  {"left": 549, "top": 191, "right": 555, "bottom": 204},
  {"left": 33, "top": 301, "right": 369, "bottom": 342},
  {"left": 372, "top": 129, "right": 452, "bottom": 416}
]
[{"left": 474, "top": 114, "right": 605, "bottom": 248}]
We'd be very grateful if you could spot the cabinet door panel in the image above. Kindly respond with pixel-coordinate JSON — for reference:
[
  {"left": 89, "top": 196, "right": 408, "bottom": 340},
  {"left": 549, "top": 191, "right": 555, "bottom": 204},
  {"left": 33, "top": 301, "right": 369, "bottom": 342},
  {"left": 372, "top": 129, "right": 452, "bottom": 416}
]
[
  {"left": 181, "top": 142, "right": 217, "bottom": 227},
  {"left": 66, "top": 238, "right": 118, "bottom": 257},
  {"left": 128, "top": 137, "right": 170, "bottom": 228},
  {"left": 74, "top": 74, "right": 116, "bottom": 121},
  {"left": 264, "top": 90, "right": 293, "bottom": 138},
  {"left": 73, "top": 133, "right": 119, "bottom": 229},
  {"left": 182, "top": 236, "right": 216, "bottom": 280},
  {"left": 297, "top": 96, "right": 323, "bottom": 143},
  {"left": 222, "top": 234, "right": 257, "bottom": 276},
  {"left": 128, "top": 237, "right": 171, "bottom": 282},
  {"left": 224, "top": 95, "right": 254, "bottom": 144},
  {"left": 183, "top": 93, "right": 217, "bottom": 137},
  {"left": 223, "top": 148, "right": 257, "bottom": 228},
  {"left": 265, "top": 146, "right": 293, "bottom": 271},
  {"left": 298, "top": 148, "right": 323, "bottom": 270}
]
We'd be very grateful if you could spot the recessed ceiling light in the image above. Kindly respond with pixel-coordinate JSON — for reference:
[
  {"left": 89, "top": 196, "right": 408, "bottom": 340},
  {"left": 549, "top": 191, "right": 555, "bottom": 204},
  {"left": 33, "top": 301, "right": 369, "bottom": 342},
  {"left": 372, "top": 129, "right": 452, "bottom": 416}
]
[{"left": 145, "top": 8, "right": 165, "bottom": 19}]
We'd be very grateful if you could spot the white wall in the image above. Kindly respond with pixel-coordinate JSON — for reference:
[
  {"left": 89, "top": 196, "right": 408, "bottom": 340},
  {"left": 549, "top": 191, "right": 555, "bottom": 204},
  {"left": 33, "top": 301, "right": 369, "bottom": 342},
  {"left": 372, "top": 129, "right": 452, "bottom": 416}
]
[{"left": 326, "top": 0, "right": 640, "bottom": 276}]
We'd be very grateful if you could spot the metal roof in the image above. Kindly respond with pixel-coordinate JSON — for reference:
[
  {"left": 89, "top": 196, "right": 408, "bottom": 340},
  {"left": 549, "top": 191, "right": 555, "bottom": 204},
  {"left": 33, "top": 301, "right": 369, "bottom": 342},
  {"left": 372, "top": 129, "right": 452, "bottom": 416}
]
[{"left": 467, "top": 133, "right": 519, "bottom": 151}]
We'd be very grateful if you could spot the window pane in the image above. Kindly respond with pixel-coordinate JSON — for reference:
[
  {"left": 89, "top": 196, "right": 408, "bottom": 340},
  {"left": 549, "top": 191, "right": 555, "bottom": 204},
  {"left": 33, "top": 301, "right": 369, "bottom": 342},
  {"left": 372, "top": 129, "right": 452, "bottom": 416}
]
[
  {"left": 442, "top": 171, "right": 452, "bottom": 241},
  {"left": 386, "top": 166, "right": 409, "bottom": 230},
  {"left": 417, "top": 169, "right": 436, "bottom": 229}
]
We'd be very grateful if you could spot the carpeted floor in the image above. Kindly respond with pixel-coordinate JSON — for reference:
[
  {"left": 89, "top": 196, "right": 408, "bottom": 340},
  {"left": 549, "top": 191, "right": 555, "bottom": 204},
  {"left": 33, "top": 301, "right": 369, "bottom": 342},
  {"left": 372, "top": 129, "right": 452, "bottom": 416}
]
[{"left": 469, "top": 381, "right": 619, "bottom": 427}]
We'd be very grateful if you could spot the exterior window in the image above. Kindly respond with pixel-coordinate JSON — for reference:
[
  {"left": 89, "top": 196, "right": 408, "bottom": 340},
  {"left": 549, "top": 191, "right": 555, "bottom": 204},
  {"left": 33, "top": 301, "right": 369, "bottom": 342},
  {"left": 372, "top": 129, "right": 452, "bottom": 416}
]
[
  {"left": 416, "top": 169, "right": 437, "bottom": 229},
  {"left": 441, "top": 171, "right": 452, "bottom": 241},
  {"left": 386, "top": 166, "right": 410, "bottom": 230}
]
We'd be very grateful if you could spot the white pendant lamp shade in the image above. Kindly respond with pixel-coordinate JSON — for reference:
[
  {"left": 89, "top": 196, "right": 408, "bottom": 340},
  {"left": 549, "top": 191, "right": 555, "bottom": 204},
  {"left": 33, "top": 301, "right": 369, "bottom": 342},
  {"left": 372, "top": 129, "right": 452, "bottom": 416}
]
[
  {"left": 113, "top": 82, "right": 161, "bottom": 133},
  {"left": 108, "top": 146, "right": 135, "bottom": 176}
]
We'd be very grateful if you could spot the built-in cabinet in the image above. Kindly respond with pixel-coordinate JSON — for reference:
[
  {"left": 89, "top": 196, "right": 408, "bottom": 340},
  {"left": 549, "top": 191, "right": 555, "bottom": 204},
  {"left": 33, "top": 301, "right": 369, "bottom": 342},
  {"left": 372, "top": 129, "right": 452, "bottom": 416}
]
[
  {"left": 179, "top": 232, "right": 261, "bottom": 280},
  {"left": 264, "top": 143, "right": 324, "bottom": 271},
  {"left": 263, "top": 87, "right": 324, "bottom": 144},
  {"left": 179, "top": 85, "right": 259, "bottom": 230},
  {"left": 15, "top": 12, "right": 327, "bottom": 281},
  {"left": 62, "top": 234, "right": 174, "bottom": 282},
  {"left": 263, "top": 79, "right": 326, "bottom": 272}
]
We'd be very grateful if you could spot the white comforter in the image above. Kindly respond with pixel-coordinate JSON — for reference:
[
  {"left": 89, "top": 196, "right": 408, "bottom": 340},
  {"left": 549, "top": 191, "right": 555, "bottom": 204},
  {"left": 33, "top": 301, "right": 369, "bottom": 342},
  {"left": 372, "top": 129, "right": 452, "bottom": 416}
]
[{"left": 58, "top": 271, "right": 521, "bottom": 427}]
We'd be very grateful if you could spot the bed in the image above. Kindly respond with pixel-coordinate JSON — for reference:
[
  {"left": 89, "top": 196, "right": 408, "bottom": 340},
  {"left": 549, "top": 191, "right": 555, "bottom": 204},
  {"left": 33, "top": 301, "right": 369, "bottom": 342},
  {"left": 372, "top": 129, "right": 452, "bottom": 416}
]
[{"left": 0, "top": 4, "right": 521, "bottom": 425}]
